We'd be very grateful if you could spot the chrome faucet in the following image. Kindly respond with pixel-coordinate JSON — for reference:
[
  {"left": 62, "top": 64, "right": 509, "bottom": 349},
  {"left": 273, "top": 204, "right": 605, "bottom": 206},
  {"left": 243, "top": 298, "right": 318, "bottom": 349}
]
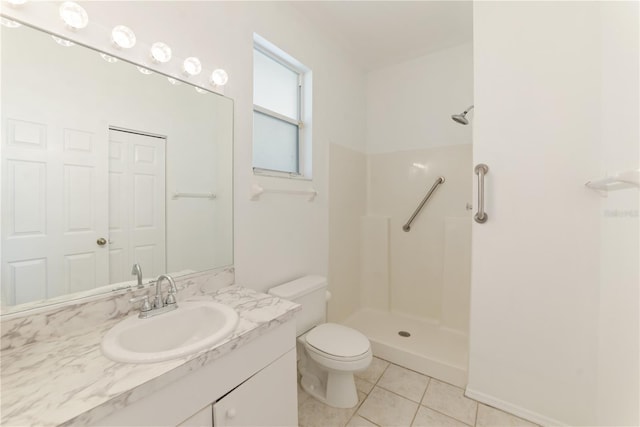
[
  {"left": 129, "top": 274, "right": 179, "bottom": 319},
  {"left": 131, "top": 263, "right": 143, "bottom": 289},
  {"left": 153, "top": 274, "right": 178, "bottom": 309}
]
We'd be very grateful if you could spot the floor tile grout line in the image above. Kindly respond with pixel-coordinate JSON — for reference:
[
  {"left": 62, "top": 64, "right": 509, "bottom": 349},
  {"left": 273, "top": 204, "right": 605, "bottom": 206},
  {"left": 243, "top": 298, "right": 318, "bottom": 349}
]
[
  {"left": 345, "top": 385, "right": 377, "bottom": 427},
  {"left": 407, "top": 397, "right": 422, "bottom": 427},
  {"left": 373, "top": 357, "right": 476, "bottom": 409},
  {"left": 373, "top": 359, "right": 390, "bottom": 387},
  {"left": 355, "top": 358, "right": 433, "bottom": 426},
  {"left": 418, "top": 400, "right": 476, "bottom": 427},
  {"left": 359, "top": 413, "right": 382, "bottom": 427},
  {"left": 375, "top": 381, "right": 429, "bottom": 404},
  {"left": 357, "top": 385, "right": 421, "bottom": 427},
  {"left": 419, "top": 376, "right": 432, "bottom": 405},
  {"left": 415, "top": 404, "right": 475, "bottom": 427},
  {"left": 409, "top": 377, "right": 432, "bottom": 427},
  {"left": 420, "top": 378, "right": 478, "bottom": 426},
  {"left": 370, "top": 358, "right": 434, "bottom": 404},
  {"left": 378, "top": 356, "right": 467, "bottom": 392},
  {"left": 348, "top": 359, "right": 383, "bottom": 426},
  {"left": 368, "top": 383, "right": 428, "bottom": 406},
  {"left": 473, "top": 400, "right": 479, "bottom": 427}
]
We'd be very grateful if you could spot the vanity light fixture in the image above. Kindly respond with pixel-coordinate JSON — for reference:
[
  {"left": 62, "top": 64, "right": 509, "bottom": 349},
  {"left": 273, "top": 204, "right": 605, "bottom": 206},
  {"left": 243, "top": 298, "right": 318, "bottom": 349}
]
[
  {"left": 51, "top": 35, "right": 75, "bottom": 47},
  {"left": 0, "top": 17, "right": 21, "bottom": 28},
  {"left": 100, "top": 53, "right": 118, "bottom": 63},
  {"left": 182, "top": 57, "right": 202, "bottom": 77},
  {"left": 59, "top": 1, "right": 88, "bottom": 30},
  {"left": 209, "top": 69, "right": 228, "bottom": 87},
  {"left": 9, "top": 2, "right": 230, "bottom": 88},
  {"left": 150, "top": 42, "right": 172, "bottom": 63},
  {"left": 167, "top": 77, "right": 182, "bottom": 85},
  {"left": 111, "top": 25, "right": 136, "bottom": 49}
]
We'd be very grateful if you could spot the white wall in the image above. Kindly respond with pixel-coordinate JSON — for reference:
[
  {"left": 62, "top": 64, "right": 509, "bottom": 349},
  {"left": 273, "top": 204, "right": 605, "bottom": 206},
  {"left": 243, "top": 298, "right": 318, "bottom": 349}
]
[
  {"left": 366, "top": 42, "right": 473, "bottom": 154},
  {"left": 597, "top": 2, "right": 639, "bottom": 425},
  {"left": 2, "top": 1, "right": 367, "bottom": 293},
  {"left": 469, "top": 2, "right": 638, "bottom": 426},
  {"left": 328, "top": 143, "right": 367, "bottom": 322}
]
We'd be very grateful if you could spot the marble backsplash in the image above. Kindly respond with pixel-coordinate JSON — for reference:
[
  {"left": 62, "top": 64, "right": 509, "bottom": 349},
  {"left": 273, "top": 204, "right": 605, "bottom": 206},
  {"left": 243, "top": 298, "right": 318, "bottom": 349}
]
[{"left": 0, "top": 267, "right": 234, "bottom": 351}]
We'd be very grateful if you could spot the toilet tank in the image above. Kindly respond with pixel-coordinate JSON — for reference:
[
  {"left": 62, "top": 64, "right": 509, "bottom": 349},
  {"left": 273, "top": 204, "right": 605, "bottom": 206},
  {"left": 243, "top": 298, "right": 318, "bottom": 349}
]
[{"left": 269, "top": 275, "right": 327, "bottom": 336}]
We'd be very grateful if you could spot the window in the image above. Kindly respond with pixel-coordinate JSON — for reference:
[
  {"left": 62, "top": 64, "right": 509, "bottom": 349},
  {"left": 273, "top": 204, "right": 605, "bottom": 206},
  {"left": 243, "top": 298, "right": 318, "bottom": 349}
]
[{"left": 253, "top": 35, "right": 311, "bottom": 178}]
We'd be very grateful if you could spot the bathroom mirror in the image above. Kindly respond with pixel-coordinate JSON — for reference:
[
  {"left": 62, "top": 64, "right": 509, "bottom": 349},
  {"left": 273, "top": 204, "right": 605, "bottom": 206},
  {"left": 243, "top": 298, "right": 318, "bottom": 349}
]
[{"left": 0, "top": 22, "right": 233, "bottom": 312}]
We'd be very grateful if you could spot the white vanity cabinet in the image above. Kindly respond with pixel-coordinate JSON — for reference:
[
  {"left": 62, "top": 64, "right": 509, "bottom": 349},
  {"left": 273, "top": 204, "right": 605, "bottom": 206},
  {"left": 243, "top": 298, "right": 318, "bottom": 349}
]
[{"left": 95, "top": 321, "right": 298, "bottom": 427}]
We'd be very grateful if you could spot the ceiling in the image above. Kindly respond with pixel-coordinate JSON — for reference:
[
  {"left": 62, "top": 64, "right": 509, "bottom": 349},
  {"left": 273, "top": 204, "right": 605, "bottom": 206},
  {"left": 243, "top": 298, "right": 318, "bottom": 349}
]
[{"left": 292, "top": 1, "right": 473, "bottom": 71}]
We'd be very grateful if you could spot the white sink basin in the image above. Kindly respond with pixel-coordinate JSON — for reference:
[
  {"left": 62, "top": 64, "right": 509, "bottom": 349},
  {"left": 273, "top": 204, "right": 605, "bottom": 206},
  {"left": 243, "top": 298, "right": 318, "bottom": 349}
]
[{"left": 102, "top": 301, "right": 239, "bottom": 363}]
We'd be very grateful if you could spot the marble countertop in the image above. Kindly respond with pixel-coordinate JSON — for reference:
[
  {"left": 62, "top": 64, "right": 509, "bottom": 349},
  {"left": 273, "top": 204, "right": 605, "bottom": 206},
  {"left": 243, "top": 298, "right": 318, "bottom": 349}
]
[{"left": 0, "top": 286, "right": 300, "bottom": 427}]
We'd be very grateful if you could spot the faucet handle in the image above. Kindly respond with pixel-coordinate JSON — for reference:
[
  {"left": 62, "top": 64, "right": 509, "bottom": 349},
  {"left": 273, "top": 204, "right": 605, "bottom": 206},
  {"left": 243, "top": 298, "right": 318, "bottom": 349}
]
[
  {"left": 129, "top": 295, "right": 152, "bottom": 312},
  {"left": 164, "top": 282, "right": 178, "bottom": 306},
  {"left": 165, "top": 293, "right": 177, "bottom": 305}
]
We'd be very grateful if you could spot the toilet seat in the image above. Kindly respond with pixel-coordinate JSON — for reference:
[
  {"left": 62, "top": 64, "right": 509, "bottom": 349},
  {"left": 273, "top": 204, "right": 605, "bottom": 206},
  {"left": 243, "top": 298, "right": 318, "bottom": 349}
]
[
  {"left": 305, "top": 341, "right": 372, "bottom": 363},
  {"left": 304, "top": 323, "right": 372, "bottom": 369},
  {"left": 305, "top": 323, "right": 370, "bottom": 358}
]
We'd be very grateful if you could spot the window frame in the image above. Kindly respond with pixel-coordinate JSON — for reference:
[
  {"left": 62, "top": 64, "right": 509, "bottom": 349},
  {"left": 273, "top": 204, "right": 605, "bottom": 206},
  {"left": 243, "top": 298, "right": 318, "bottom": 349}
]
[{"left": 252, "top": 41, "right": 309, "bottom": 179}]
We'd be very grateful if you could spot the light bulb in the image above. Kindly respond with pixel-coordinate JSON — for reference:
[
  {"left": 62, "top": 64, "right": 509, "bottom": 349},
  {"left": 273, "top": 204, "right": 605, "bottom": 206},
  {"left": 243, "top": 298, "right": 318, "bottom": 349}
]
[
  {"left": 0, "top": 17, "right": 21, "bottom": 28},
  {"left": 167, "top": 77, "right": 182, "bottom": 85},
  {"left": 182, "top": 57, "right": 202, "bottom": 77},
  {"left": 51, "top": 35, "right": 75, "bottom": 47},
  {"left": 209, "top": 69, "right": 228, "bottom": 86},
  {"left": 59, "top": 1, "right": 88, "bottom": 30},
  {"left": 150, "top": 42, "right": 171, "bottom": 63},
  {"left": 100, "top": 53, "right": 118, "bottom": 63},
  {"left": 111, "top": 25, "right": 136, "bottom": 49},
  {"left": 194, "top": 87, "right": 207, "bottom": 94},
  {"left": 137, "top": 66, "right": 152, "bottom": 75}
]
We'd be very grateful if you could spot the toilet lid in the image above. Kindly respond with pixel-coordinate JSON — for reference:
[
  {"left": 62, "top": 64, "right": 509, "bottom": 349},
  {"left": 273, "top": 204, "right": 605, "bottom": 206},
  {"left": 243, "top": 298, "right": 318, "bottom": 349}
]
[{"left": 305, "top": 323, "right": 370, "bottom": 358}]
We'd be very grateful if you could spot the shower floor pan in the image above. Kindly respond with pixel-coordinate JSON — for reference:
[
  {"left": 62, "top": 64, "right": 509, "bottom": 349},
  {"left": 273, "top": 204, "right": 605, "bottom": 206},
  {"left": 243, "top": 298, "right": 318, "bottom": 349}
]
[{"left": 343, "top": 308, "right": 468, "bottom": 387}]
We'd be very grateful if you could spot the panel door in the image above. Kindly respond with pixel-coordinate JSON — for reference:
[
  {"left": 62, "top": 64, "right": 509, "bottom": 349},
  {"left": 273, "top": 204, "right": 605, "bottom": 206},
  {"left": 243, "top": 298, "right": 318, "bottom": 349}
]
[
  {"left": 1, "top": 111, "right": 109, "bottom": 304},
  {"left": 108, "top": 128, "right": 166, "bottom": 283},
  {"left": 178, "top": 404, "right": 213, "bottom": 427},
  {"left": 212, "top": 349, "right": 298, "bottom": 427}
]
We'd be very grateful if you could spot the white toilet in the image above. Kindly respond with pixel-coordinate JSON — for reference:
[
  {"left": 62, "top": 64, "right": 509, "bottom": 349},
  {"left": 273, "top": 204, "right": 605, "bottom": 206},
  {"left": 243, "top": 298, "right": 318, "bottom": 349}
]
[{"left": 269, "top": 275, "right": 372, "bottom": 409}]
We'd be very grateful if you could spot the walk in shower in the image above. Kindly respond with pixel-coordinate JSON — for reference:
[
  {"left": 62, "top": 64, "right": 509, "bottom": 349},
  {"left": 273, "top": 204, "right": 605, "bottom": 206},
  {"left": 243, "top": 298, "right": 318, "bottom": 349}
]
[{"left": 342, "top": 140, "right": 473, "bottom": 387}]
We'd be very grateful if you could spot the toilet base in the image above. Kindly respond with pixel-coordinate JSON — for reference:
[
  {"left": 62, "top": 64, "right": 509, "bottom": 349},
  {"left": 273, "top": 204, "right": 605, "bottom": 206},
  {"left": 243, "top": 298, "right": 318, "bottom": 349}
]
[
  {"left": 299, "top": 350, "right": 360, "bottom": 409},
  {"left": 300, "top": 370, "right": 359, "bottom": 409}
]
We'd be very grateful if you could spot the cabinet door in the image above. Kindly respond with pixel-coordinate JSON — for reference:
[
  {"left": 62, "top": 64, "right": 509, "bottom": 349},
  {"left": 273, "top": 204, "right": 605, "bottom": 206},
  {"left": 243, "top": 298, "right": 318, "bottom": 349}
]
[
  {"left": 213, "top": 349, "right": 297, "bottom": 427},
  {"left": 178, "top": 404, "right": 212, "bottom": 427}
]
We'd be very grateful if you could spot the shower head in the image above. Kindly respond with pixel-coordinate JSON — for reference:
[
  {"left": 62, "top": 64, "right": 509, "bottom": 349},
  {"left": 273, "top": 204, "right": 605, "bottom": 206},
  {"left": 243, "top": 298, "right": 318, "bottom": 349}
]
[
  {"left": 451, "top": 114, "right": 469, "bottom": 125},
  {"left": 451, "top": 105, "right": 474, "bottom": 125}
]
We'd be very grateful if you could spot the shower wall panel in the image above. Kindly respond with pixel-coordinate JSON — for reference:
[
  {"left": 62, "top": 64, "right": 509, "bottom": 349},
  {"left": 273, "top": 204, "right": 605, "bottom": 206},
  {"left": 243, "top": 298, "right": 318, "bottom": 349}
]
[
  {"left": 366, "top": 144, "right": 472, "bottom": 331},
  {"left": 360, "top": 215, "right": 390, "bottom": 311}
]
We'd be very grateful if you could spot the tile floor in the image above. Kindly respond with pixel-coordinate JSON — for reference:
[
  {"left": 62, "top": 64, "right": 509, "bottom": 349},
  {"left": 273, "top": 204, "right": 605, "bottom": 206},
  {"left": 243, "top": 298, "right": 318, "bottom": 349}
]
[{"left": 298, "top": 357, "right": 540, "bottom": 427}]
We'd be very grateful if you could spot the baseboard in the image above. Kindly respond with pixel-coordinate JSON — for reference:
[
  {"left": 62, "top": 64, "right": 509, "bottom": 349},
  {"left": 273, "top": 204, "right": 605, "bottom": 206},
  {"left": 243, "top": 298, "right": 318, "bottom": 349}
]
[{"left": 464, "top": 387, "right": 568, "bottom": 427}]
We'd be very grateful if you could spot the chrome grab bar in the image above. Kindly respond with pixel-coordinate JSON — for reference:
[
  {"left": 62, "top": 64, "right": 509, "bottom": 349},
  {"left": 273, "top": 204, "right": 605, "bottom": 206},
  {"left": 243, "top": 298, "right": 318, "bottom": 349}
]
[
  {"left": 402, "top": 176, "right": 445, "bottom": 232},
  {"left": 474, "top": 164, "right": 489, "bottom": 223}
]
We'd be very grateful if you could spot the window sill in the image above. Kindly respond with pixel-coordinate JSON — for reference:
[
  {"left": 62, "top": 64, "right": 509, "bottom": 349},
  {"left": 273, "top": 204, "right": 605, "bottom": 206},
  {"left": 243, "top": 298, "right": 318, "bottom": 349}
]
[{"left": 253, "top": 168, "right": 312, "bottom": 182}]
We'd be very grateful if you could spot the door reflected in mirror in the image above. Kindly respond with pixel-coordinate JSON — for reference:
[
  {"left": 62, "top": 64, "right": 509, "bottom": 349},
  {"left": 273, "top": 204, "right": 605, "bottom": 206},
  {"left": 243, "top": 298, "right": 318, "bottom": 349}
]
[{"left": 1, "top": 23, "right": 233, "bottom": 311}]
